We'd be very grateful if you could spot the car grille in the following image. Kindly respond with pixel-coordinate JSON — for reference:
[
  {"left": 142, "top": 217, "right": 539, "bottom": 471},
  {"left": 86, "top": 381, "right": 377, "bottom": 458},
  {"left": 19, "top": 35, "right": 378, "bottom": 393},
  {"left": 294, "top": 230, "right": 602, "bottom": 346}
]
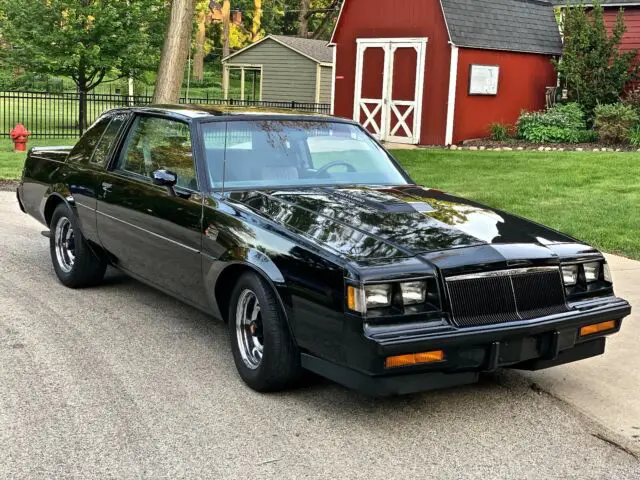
[{"left": 445, "top": 267, "right": 568, "bottom": 327}]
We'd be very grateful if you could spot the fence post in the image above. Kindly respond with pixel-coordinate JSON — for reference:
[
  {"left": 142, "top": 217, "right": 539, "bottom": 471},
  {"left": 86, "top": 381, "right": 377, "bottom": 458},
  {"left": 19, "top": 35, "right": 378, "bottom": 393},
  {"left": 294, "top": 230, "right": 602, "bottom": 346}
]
[{"left": 291, "top": 101, "right": 296, "bottom": 110}]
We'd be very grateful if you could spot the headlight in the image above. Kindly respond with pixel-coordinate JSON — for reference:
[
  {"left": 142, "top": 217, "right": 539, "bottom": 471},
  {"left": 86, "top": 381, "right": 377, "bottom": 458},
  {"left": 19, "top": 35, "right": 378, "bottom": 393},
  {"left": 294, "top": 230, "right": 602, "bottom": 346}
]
[
  {"left": 401, "top": 281, "right": 427, "bottom": 305},
  {"left": 561, "top": 265, "right": 579, "bottom": 286},
  {"left": 583, "top": 262, "right": 601, "bottom": 283},
  {"left": 347, "top": 284, "right": 391, "bottom": 313},
  {"left": 364, "top": 284, "right": 392, "bottom": 308},
  {"left": 347, "top": 281, "right": 429, "bottom": 313}
]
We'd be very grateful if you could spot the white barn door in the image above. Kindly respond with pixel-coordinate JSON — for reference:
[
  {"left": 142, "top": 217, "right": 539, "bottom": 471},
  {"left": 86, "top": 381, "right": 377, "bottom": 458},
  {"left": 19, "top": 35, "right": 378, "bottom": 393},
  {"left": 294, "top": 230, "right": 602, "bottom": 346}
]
[{"left": 353, "top": 38, "right": 427, "bottom": 145}]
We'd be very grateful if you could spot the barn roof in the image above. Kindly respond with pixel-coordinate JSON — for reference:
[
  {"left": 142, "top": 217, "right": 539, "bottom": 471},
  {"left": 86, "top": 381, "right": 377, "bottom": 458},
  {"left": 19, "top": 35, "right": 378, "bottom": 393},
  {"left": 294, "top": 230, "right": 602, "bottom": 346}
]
[
  {"left": 223, "top": 35, "right": 333, "bottom": 65},
  {"left": 440, "top": 0, "right": 564, "bottom": 55}
]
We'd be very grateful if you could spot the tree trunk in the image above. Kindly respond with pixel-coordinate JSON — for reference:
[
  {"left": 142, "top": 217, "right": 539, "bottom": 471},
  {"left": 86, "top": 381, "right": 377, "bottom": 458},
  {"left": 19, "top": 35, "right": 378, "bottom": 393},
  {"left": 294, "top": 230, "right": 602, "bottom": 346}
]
[
  {"left": 251, "top": 0, "right": 262, "bottom": 42},
  {"left": 153, "top": 0, "right": 197, "bottom": 104},
  {"left": 193, "top": 9, "right": 206, "bottom": 82},
  {"left": 222, "top": 0, "right": 231, "bottom": 60},
  {"left": 77, "top": 62, "right": 88, "bottom": 135},
  {"left": 298, "top": 0, "right": 310, "bottom": 38}
]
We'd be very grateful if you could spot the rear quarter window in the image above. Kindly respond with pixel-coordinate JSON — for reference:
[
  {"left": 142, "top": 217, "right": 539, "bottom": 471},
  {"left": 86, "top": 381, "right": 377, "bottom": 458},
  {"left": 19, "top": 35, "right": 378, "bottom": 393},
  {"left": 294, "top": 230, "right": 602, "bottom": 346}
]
[
  {"left": 90, "top": 113, "right": 129, "bottom": 166},
  {"left": 67, "top": 115, "right": 113, "bottom": 163}
]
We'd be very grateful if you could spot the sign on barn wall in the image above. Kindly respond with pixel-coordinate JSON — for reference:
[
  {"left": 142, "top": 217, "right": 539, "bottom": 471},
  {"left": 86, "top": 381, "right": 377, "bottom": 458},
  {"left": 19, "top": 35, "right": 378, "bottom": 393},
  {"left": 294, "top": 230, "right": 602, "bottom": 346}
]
[{"left": 469, "top": 65, "right": 500, "bottom": 95}]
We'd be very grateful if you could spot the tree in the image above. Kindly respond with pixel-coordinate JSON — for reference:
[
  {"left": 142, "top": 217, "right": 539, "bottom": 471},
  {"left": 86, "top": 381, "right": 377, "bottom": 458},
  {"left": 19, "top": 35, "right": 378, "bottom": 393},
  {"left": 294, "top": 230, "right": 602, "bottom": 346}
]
[
  {"left": 554, "top": 1, "right": 640, "bottom": 118},
  {"left": 193, "top": 1, "right": 209, "bottom": 83},
  {"left": 298, "top": 0, "right": 310, "bottom": 37},
  {"left": 251, "top": 0, "right": 263, "bottom": 42},
  {"left": 0, "top": 0, "right": 167, "bottom": 130},
  {"left": 154, "top": 0, "right": 197, "bottom": 103}
]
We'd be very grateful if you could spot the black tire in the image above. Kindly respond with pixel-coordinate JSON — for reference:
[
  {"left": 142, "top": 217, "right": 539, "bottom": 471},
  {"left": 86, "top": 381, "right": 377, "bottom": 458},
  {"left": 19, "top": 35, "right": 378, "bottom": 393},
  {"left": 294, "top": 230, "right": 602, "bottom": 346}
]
[
  {"left": 49, "top": 203, "right": 107, "bottom": 288},
  {"left": 229, "top": 272, "right": 301, "bottom": 392}
]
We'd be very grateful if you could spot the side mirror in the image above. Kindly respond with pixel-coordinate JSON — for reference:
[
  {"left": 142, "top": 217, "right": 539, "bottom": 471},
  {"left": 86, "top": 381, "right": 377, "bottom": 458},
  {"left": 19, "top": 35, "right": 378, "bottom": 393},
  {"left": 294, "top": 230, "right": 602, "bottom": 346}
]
[
  {"left": 152, "top": 169, "right": 178, "bottom": 187},
  {"left": 152, "top": 169, "right": 178, "bottom": 196}
]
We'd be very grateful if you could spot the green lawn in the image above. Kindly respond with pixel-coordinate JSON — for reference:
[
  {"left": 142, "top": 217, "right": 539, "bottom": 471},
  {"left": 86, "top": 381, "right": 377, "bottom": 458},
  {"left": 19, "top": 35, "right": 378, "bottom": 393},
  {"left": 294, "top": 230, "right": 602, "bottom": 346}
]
[
  {"left": 392, "top": 149, "right": 640, "bottom": 260},
  {"left": 2, "top": 143, "right": 638, "bottom": 260},
  {"left": 0, "top": 138, "right": 76, "bottom": 180}
]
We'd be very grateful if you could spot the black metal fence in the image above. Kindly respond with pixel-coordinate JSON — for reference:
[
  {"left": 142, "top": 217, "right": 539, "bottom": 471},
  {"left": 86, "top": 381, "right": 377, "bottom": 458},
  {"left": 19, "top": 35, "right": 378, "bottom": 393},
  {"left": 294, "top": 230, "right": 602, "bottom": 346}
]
[{"left": 0, "top": 91, "right": 331, "bottom": 138}]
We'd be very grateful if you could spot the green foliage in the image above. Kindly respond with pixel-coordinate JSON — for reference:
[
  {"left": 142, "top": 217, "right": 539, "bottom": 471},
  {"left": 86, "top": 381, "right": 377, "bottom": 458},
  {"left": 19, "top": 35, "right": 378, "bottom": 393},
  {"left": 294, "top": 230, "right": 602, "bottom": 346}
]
[
  {"left": 517, "top": 103, "right": 593, "bottom": 143},
  {"left": 628, "top": 125, "right": 640, "bottom": 148},
  {"left": 489, "top": 123, "right": 511, "bottom": 141},
  {"left": 0, "top": 0, "right": 168, "bottom": 92},
  {"left": 594, "top": 103, "right": 640, "bottom": 144},
  {"left": 553, "top": 1, "right": 639, "bottom": 118}
]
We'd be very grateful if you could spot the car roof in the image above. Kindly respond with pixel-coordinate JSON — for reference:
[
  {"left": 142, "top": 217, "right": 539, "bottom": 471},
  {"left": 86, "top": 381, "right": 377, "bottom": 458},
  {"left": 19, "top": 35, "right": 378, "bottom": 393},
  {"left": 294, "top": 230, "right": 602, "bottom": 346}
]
[{"left": 119, "top": 104, "right": 339, "bottom": 122}]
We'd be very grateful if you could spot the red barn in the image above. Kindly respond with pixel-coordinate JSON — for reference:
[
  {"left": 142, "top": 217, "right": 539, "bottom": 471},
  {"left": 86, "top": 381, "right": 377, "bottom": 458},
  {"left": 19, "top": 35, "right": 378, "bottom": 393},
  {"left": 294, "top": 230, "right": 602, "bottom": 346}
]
[{"left": 329, "top": 0, "right": 563, "bottom": 145}]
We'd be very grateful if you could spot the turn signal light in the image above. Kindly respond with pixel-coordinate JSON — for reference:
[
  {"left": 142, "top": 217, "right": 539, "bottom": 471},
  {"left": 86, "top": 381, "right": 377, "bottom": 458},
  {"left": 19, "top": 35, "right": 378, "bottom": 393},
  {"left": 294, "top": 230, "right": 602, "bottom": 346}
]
[
  {"left": 385, "top": 350, "right": 445, "bottom": 369},
  {"left": 579, "top": 320, "right": 616, "bottom": 337}
]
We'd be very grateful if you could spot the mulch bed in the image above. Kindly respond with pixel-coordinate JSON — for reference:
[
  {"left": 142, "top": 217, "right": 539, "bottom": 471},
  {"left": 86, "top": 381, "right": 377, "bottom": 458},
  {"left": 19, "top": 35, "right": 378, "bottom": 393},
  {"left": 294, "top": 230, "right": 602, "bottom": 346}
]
[{"left": 461, "top": 138, "right": 639, "bottom": 152}]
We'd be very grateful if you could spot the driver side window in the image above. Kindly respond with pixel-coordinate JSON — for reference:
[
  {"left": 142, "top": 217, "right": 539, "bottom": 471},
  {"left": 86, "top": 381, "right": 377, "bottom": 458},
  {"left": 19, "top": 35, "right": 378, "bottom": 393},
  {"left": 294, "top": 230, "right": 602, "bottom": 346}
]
[{"left": 116, "top": 116, "right": 197, "bottom": 190}]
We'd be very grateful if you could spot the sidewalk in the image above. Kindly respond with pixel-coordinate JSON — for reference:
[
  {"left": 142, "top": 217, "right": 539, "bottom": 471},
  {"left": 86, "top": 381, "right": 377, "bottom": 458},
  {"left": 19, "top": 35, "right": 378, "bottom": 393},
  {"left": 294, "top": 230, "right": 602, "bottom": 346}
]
[{"left": 523, "top": 254, "right": 639, "bottom": 452}]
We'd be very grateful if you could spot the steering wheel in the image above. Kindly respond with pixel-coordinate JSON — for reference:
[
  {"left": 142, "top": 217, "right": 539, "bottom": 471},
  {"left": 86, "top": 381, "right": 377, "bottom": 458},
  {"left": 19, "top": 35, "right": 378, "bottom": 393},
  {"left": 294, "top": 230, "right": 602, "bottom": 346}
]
[{"left": 314, "top": 161, "right": 357, "bottom": 178}]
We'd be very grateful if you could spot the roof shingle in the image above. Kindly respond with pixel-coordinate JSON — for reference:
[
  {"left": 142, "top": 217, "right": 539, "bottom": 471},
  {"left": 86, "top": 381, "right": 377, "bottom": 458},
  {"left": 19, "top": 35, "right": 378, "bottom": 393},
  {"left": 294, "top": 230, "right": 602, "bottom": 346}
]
[
  {"left": 271, "top": 35, "right": 333, "bottom": 64},
  {"left": 441, "top": 0, "right": 564, "bottom": 55}
]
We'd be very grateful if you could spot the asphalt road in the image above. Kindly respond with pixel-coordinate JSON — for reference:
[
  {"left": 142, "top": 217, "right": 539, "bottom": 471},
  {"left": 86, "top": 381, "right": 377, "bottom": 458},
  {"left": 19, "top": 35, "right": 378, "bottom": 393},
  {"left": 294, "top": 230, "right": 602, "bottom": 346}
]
[{"left": 1, "top": 191, "right": 639, "bottom": 479}]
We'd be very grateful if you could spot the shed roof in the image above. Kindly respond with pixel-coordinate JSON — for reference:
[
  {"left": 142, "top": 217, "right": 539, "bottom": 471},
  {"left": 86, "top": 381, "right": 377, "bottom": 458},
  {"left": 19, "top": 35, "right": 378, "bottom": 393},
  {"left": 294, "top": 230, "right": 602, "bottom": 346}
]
[
  {"left": 440, "top": 0, "right": 564, "bottom": 55},
  {"left": 223, "top": 35, "right": 333, "bottom": 65}
]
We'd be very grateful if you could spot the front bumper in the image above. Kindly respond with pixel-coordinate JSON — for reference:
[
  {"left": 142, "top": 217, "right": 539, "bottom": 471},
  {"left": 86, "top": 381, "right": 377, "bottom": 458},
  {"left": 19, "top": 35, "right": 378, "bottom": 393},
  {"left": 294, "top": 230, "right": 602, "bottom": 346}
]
[{"left": 301, "top": 296, "right": 631, "bottom": 396}]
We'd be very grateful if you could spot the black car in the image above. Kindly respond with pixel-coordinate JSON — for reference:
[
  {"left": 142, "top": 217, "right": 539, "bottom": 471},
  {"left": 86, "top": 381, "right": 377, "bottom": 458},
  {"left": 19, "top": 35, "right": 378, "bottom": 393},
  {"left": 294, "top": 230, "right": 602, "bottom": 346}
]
[{"left": 17, "top": 105, "right": 631, "bottom": 396}]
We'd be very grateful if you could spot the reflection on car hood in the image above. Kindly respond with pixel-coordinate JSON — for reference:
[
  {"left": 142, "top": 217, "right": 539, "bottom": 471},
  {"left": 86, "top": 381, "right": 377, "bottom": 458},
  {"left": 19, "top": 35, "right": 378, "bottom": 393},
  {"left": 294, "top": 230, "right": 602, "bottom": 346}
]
[{"left": 226, "top": 185, "right": 578, "bottom": 261}]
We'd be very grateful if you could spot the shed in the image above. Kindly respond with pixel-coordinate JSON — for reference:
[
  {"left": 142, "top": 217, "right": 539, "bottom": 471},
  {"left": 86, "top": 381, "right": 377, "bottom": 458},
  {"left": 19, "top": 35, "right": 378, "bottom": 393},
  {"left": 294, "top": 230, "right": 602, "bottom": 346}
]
[
  {"left": 222, "top": 35, "right": 334, "bottom": 105},
  {"left": 330, "top": 0, "right": 563, "bottom": 145}
]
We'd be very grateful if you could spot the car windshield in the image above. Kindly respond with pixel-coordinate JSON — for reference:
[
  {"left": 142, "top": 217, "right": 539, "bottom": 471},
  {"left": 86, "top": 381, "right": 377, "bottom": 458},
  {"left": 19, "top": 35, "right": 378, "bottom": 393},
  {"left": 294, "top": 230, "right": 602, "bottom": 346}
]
[{"left": 201, "top": 120, "right": 409, "bottom": 189}]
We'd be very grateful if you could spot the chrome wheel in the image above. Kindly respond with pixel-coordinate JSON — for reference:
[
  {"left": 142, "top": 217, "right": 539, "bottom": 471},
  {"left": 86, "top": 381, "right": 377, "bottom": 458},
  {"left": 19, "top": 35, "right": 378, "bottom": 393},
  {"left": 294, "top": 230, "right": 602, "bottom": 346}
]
[
  {"left": 235, "top": 289, "right": 263, "bottom": 369},
  {"left": 54, "top": 216, "right": 75, "bottom": 273}
]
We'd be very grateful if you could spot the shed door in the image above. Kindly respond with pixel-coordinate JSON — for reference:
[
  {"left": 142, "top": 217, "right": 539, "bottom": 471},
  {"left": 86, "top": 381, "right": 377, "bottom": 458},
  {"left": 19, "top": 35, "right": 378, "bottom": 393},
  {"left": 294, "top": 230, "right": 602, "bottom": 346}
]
[{"left": 354, "top": 38, "right": 427, "bottom": 145}]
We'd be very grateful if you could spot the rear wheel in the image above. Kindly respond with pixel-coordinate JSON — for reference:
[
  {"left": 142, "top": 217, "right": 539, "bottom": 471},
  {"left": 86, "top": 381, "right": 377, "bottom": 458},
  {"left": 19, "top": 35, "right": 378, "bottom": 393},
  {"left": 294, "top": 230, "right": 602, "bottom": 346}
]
[
  {"left": 229, "top": 272, "right": 301, "bottom": 392},
  {"left": 49, "top": 203, "right": 107, "bottom": 288}
]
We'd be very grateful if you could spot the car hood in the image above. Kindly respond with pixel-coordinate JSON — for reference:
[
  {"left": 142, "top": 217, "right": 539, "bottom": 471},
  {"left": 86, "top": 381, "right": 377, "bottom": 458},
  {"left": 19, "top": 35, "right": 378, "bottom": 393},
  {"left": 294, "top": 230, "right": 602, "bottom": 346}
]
[{"left": 226, "top": 185, "right": 579, "bottom": 261}]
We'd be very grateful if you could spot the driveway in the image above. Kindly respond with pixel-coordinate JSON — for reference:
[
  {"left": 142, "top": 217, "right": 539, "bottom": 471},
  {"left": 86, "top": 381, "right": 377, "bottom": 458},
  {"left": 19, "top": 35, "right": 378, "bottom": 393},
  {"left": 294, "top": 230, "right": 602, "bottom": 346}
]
[{"left": 0, "top": 191, "right": 638, "bottom": 479}]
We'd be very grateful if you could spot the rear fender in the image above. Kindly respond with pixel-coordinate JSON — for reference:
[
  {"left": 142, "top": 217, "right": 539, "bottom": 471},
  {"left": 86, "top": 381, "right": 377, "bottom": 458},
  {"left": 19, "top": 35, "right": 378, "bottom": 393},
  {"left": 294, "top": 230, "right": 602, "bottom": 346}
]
[{"left": 41, "top": 186, "right": 75, "bottom": 227}]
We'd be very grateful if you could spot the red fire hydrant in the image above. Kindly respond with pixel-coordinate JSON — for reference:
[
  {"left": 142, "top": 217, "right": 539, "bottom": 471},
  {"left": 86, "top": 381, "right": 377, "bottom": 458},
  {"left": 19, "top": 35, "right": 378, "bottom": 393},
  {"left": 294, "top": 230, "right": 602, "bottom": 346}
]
[{"left": 10, "top": 123, "right": 31, "bottom": 152}]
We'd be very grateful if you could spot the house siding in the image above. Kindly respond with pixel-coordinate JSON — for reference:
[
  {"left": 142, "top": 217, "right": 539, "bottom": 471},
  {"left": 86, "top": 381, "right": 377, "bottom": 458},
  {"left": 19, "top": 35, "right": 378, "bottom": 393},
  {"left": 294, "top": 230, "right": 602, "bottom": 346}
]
[
  {"left": 226, "top": 38, "right": 319, "bottom": 102},
  {"left": 604, "top": 6, "right": 640, "bottom": 51},
  {"left": 332, "top": 0, "right": 451, "bottom": 145},
  {"left": 453, "top": 48, "right": 558, "bottom": 144},
  {"left": 319, "top": 65, "right": 333, "bottom": 104}
]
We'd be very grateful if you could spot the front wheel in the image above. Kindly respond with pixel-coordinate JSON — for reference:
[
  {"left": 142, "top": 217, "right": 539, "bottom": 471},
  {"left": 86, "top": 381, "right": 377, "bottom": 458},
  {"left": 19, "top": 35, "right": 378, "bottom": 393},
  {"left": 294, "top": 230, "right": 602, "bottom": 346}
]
[
  {"left": 49, "top": 203, "right": 107, "bottom": 288},
  {"left": 229, "top": 272, "right": 301, "bottom": 392}
]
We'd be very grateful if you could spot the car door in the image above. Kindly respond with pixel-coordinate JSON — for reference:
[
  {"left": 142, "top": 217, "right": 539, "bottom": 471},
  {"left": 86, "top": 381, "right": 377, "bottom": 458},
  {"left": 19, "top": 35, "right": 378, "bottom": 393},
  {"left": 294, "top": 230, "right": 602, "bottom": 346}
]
[{"left": 96, "top": 114, "right": 207, "bottom": 308}]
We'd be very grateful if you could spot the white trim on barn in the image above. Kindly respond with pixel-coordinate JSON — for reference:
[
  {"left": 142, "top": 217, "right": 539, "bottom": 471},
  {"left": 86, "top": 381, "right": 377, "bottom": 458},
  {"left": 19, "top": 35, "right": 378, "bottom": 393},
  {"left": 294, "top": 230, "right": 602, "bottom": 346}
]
[
  {"left": 330, "top": 46, "right": 337, "bottom": 114},
  {"left": 329, "top": 0, "right": 347, "bottom": 45},
  {"left": 445, "top": 44, "right": 459, "bottom": 146}
]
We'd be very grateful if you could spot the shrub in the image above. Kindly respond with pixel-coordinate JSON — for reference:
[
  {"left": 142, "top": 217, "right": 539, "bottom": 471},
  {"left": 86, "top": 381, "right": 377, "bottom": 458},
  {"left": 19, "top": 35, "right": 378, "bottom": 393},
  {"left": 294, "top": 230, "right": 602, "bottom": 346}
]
[
  {"left": 517, "top": 103, "right": 590, "bottom": 143},
  {"left": 489, "top": 122, "right": 511, "bottom": 141},
  {"left": 628, "top": 125, "right": 640, "bottom": 148},
  {"left": 593, "top": 103, "right": 640, "bottom": 144}
]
